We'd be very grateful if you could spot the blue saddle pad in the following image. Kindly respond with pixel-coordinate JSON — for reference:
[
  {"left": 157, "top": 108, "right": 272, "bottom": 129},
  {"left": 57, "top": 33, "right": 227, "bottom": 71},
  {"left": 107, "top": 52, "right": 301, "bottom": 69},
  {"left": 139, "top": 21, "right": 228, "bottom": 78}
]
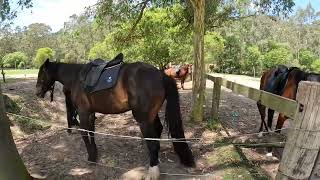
[{"left": 83, "top": 63, "right": 123, "bottom": 93}]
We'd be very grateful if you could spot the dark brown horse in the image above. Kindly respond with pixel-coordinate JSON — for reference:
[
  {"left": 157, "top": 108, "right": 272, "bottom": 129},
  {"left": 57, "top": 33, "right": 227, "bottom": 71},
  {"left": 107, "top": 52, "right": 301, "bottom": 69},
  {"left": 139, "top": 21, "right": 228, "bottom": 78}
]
[
  {"left": 35, "top": 53, "right": 195, "bottom": 179},
  {"left": 275, "top": 68, "right": 320, "bottom": 131},
  {"left": 257, "top": 65, "right": 289, "bottom": 132},
  {"left": 164, "top": 64, "right": 192, "bottom": 89}
]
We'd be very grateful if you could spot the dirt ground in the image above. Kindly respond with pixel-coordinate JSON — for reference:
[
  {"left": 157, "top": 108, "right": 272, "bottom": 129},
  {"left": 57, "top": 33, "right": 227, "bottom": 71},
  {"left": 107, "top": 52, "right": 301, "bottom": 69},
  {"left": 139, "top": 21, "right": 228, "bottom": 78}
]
[{"left": 2, "top": 76, "right": 293, "bottom": 180}]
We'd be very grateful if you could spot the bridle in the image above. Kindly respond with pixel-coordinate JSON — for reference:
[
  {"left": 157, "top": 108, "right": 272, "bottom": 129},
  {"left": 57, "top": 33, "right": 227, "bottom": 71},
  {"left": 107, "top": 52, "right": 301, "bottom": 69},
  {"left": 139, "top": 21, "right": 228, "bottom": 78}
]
[{"left": 49, "top": 83, "right": 55, "bottom": 102}]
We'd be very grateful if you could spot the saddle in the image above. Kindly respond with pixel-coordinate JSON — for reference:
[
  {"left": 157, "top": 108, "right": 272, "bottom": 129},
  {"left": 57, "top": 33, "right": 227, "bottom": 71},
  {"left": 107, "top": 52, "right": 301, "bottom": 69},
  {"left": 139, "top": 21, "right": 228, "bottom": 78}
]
[{"left": 80, "top": 53, "right": 124, "bottom": 93}]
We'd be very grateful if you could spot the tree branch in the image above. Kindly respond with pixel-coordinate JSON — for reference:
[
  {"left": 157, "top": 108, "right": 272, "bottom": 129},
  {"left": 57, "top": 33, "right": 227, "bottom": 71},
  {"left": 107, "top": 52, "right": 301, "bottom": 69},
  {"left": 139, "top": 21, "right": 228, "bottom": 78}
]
[
  {"left": 125, "top": 0, "right": 149, "bottom": 40},
  {"left": 189, "top": 0, "right": 196, "bottom": 9},
  {"left": 228, "top": 13, "right": 257, "bottom": 21}
]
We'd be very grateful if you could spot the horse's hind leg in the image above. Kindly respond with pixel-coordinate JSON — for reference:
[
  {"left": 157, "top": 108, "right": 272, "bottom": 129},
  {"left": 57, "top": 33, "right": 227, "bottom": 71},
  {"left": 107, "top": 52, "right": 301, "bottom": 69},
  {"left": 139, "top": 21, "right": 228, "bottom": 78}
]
[
  {"left": 267, "top": 109, "right": 275, "bottom": 130},
  {"left": 181, "top": 77, "right": 185, "bottom": 90},
  {"left": 275, "top": 113, "right": 287, "bottom": 133},
  {"left": 79, "top": 111, "right": 97, "bottom": 162},
  {"left": 134, "top": 111, "right": 163, "bottom": 180},
  {"left": 88, "top": 113, "right": 97, "bottom": 160}
]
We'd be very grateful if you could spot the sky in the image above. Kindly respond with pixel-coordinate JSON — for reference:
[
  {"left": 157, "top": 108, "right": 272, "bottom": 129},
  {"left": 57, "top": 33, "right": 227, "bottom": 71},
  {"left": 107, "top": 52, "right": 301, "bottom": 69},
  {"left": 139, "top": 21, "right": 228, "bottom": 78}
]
[
  {"left": 294, "top": 0, "right": 320, "bottom": 12},
  {"left": 13, "top": 0, "right": 98, "bottom": 32},
  {"left": 12, "top": 0, "right": 320, "bottom": 32}
]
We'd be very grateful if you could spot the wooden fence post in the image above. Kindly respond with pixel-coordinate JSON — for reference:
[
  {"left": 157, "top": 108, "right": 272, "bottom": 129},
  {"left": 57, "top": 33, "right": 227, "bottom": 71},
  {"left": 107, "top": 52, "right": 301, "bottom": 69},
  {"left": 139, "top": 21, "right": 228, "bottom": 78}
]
[
  {"left": 276, "top": 81, "right": 320, "bottom": 180},
  {"left": 211, "top": 77, "right": 221, "bottom": 120}
]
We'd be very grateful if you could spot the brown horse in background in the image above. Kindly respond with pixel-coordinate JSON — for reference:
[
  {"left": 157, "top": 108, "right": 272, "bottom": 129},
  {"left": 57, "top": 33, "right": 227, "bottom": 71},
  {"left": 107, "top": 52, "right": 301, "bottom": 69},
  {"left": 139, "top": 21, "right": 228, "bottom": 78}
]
[
  {"left": 164, "top": 64, "right": 192, "bottom": 89},
  {"left": 275, "top": 68, "right": 320, "bottom": 131},
  {"left": 257, "top": 65, "right": 289, "bottom": 132}
]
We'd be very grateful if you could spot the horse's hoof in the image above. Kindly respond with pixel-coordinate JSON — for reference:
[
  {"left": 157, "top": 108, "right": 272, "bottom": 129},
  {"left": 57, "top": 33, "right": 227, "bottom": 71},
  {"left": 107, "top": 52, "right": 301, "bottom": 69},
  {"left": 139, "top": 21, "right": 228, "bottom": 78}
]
[
  {"left": 145, "top": 166, "right": 160, "bottom": 180},
  {"left": 258, "top": 132, "right": 263, "bottom": 137},
  {"left": 266, "top": 152, "right": 273, "bottom": 157},
  {"left": 88, "top": 156, "right": 97, "bottom": 163},
  {"left": 67, "top": 129, "right": 72, "bottom": 134}
]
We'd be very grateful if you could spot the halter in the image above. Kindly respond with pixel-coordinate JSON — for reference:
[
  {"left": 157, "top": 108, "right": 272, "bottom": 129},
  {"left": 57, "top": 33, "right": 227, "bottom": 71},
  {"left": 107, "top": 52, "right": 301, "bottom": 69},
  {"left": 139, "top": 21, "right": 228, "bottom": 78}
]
[{"left": 49, "top": 83, "right": 55, "bottom": 102}]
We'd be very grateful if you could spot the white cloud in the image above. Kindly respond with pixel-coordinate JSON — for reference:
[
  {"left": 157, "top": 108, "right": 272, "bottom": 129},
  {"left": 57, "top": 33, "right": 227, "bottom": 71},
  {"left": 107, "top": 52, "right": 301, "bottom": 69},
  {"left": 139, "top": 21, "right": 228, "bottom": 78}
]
[{"left": 13, "top": 0, "right": 98, "bottom": 32}]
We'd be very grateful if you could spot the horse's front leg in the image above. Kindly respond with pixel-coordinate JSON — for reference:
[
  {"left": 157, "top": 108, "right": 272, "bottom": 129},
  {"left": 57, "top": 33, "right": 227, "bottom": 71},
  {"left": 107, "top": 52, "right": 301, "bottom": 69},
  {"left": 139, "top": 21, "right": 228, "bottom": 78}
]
[
  {"left": 88, "top": 113, "right": 97, "bottom": 160},
  {"left": 65, "top": 92, "right": 79, "bottom": 133},
  {"left": 79, "top": 111, "right": 97, "bottom": 162}
]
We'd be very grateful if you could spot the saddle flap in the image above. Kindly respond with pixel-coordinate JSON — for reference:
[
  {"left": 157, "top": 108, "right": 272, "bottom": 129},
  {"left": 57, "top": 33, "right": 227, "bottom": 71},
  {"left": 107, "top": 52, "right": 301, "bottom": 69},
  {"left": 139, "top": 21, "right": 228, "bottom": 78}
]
[
  {"left": 90, "top": 63, "right": 122, "bottom": 93},
  {"left": 80, "top": 53, "right": 124, "bottom": 92}
]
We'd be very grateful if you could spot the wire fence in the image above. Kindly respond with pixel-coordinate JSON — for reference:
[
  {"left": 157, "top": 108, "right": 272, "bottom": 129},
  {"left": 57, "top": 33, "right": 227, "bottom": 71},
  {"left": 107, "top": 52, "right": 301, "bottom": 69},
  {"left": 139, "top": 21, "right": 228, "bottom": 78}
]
[
  {"left": 6, "top": 111, "right": 300, "bottom": 178},
  {"left": 7, "top": 112, "right": 291, "bottom": 143}
]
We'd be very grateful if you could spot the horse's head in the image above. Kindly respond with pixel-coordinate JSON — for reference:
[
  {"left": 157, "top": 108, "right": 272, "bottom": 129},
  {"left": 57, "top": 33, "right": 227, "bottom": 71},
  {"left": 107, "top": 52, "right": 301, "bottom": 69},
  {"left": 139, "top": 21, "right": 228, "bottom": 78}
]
[{"left": 36, "top": 59, "right": 55, "bottom": 98}]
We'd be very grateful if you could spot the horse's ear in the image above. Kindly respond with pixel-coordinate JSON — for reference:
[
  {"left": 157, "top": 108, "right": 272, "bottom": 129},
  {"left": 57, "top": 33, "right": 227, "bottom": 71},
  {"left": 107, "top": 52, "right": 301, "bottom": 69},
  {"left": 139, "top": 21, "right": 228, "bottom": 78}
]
[
  {"left": 44, "top": 59, "right": 50, "bottom": 66},
  {"left": 113, "top": 53, "right": 124, "bottom": 61}
]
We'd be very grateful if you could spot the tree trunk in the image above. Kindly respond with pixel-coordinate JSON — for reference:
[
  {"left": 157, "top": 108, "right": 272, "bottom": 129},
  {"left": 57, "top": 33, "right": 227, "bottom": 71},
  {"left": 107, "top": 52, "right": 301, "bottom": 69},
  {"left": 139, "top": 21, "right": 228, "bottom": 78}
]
[
  {"left": 1, "top": 65, "right": 5, "bottom": 83},
  {"left": 0, "top": 82, "right": 31, "bottom": 179},
  {"left": 190, "top": 0, "right": 205, "bottom": 122}
]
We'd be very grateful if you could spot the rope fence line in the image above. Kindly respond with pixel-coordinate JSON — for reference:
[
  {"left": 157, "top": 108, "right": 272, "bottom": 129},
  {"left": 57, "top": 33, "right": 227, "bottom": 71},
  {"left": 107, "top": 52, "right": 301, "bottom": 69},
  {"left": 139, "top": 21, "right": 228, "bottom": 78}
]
[
  {"left": 6, "top": 112, "right": 293, "bottom": 143},
  {"left": 6, "top": 112, "right": 216, "bottom": 178}
]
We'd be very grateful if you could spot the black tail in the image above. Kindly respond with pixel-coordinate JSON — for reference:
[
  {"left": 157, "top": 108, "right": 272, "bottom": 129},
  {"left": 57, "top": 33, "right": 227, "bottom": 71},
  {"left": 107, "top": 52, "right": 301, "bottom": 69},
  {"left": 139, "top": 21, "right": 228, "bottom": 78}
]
[{"left": 162, "top": 74, "right": 195, "bottom": 167}]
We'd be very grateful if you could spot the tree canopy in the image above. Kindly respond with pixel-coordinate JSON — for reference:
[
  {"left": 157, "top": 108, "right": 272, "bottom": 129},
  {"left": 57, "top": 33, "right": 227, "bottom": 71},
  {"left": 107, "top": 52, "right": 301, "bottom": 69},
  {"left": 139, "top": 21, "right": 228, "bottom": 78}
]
[
  {"left": 34, "top": 47, "right": 54, "bottom": 68},
  {"left": 2, "top": 52, "right": 28, "bottom": 68}
]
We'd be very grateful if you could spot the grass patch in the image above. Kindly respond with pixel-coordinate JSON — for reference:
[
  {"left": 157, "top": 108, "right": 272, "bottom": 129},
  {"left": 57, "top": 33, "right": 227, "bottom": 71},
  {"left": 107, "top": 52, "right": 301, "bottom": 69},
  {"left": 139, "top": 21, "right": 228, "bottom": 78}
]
[
  {"left": 11, "top": 116, "right": 51, "bottom": 134},
  {"left": 3, "top": 69, "right": 38, "bottom": 75},
  {"left": 3, "top": 94, "right": 21, "bottom": 113},
  {"left": 222, "top": 167, "right": 254, "bottom": 180},
  {"left": 0, "top": 78, "right": 25, "bottom": 84},
  {"left": 206, "top": 118, "right": 223, "bottom": 131},
  {"left": 207, "top": 146, "right": 241, "bottom": 166},
  {"left": 205, "top": 145, "right": 269, "bottom": 180}
]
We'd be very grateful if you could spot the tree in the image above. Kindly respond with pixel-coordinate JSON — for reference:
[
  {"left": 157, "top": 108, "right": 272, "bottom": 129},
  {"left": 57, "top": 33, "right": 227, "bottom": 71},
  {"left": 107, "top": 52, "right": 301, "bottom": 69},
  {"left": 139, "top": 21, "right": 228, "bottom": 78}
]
[
  {"left": 34, "top": 47, "right": 55, "bottom": 68},
  {"left": 2, "top": 52, "right": 28, "bottom": 68},
  {"left": 311, "top": 59, "right": 320, "bottom": 73},
  {"left": 243, "top": 45, "right": 261, "bottom": 77},
  {"left": 216, "top": 35, "right": 243, "bottom": 74},
  {"left": 0, "top": 0, "right": 33, "bottom": 28},
  {"left": 189, "top": 0, "right": 205, "bottom": 121},
  {"left": 20, "top": 23, "right": 53, "bottom": 59},
  {"left": 89, "top": 5, "right": 193, "bottom": 68},
  {"left": 299, "top": 49, "right": 316, "bottom": 71},
  {"left": 93, "top": 0, "right": 295, "bottom": 121},
  {"left": 262, "top": 47, "right": 292, "bottom": 70},
  {"left": 0, "top": 1, "right": 33, "bottom": 179},
  {"left": 204, "top": 31, "right": 225, "bottom": 67}
]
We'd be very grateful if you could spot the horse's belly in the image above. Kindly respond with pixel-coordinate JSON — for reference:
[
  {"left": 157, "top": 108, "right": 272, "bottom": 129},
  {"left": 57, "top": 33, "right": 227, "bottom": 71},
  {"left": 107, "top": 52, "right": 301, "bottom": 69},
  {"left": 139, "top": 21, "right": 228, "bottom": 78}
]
[{"left": 90, "top": 89, "right": 130, "bottom": 114}]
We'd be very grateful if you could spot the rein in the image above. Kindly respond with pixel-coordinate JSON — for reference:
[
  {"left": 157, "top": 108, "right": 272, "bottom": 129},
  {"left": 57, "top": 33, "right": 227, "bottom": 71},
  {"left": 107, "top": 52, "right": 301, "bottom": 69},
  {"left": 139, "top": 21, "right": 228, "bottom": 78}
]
[{"left": 49, "top": 83, "right": 55, "bottom": 102}]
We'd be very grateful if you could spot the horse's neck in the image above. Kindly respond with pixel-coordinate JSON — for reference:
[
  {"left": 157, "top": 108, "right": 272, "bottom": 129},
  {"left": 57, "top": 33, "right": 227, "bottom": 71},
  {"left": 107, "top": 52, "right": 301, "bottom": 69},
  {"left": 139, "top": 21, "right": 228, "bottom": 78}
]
[{"left": 51, "top": 63, "right": 83, "bottom": 89}]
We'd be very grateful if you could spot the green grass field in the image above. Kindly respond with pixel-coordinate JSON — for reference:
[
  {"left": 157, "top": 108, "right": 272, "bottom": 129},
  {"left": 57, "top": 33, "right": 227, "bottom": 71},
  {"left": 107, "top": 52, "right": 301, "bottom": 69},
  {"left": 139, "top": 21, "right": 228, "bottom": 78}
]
[{"left": 3, "top": 69, "right": 39, "bottom": 75}]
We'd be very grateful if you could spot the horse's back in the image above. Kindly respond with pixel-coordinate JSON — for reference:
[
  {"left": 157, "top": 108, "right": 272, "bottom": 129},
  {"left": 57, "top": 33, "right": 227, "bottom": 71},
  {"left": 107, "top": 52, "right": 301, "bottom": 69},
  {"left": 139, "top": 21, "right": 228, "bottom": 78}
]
[
  {"left": 121, "top": 62, "right": 165, "bottom": 92},
  {"left": 120, "top": 62, "right": 166, "bottom": 117}
]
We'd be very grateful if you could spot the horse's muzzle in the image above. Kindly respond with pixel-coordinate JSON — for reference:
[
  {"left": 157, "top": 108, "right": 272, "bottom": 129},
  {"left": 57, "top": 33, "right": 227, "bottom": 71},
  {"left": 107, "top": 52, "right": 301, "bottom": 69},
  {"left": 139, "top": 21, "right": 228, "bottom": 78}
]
[{"left": 35, "top": 89, "right": 46, "bottom": 98}]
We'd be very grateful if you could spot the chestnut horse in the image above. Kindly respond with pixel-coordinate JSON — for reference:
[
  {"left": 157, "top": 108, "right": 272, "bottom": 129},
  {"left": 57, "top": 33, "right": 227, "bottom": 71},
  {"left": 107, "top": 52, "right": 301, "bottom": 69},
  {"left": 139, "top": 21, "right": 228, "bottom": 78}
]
[
  {"left": 164, "top": 64, "right": 192, "bottom": 89},
  {"left": 35, "top": 54, "right": 195, "bottom": 179},
  {"left": 257, "top": 65, "right": 289, "bottom": 132},
  {"left": 275, "top": 68, "right": 320, "bottom": 132}
]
